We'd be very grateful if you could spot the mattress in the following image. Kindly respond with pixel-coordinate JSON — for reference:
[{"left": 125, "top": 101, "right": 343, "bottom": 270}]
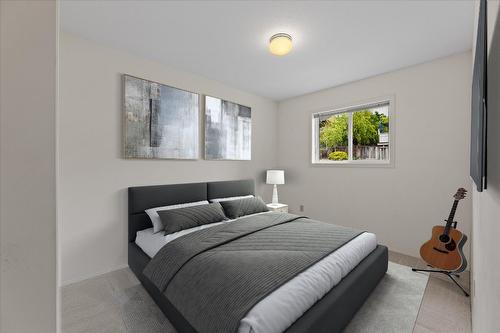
[{"left": 136, "top": 219, "right": 377, "bottom": 333}]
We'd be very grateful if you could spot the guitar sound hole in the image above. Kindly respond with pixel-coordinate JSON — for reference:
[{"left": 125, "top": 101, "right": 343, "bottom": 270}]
[{"left": 439, "top": 234, "right": 450, "bottom": 243}]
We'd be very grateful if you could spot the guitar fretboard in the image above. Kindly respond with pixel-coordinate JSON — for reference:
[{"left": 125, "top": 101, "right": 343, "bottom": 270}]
[{"left": 444, "top": 200, "right": 459, "bottom": 235}]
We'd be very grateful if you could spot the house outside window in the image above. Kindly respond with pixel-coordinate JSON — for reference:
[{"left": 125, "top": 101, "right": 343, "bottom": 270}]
[{"left": 312, "top": 98, "right": 393, "bottom": 166}]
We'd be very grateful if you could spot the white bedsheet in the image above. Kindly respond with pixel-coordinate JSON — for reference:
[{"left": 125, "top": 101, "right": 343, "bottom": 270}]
[
  {"left": 136, "top": 222, "right": 225, "bottom": 258},
  {"left": 135, "top": 220, "right": 377, "bottom": 333}
]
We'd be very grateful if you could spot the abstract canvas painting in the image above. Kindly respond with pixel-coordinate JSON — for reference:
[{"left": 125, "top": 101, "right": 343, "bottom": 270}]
[
  {"left": 205, "top": 96, "right": 251, "bottom": 160},
  {"left": 123, "top": 75, "right": 199, "bottom": 159}
]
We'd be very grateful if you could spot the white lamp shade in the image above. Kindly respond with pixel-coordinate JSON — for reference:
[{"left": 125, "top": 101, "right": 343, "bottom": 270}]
[{"left": 266, "top": 170, "right": 285, "bottom": 185}]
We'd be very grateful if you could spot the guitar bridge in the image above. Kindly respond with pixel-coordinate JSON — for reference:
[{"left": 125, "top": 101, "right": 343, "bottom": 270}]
[{"left": 433, "top": 247, "right": 449, "bottom": 254}]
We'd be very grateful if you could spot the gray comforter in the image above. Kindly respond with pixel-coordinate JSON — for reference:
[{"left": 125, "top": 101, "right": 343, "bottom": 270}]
[{"left": 143, "top": 212, "right": 362, "bottom": 333}]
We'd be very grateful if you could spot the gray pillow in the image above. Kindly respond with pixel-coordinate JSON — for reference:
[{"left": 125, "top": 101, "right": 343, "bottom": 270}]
[
  {"left": 219, "top": 196, "right": 269, "bottom": 219},
  {"left": 158, "top": 202, "right": 227, "bottom": 235}
]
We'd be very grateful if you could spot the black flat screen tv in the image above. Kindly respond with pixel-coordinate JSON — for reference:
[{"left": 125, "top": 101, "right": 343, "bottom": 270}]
[{"left": 471, "top": 0, "right": 487, "bottom": 192}]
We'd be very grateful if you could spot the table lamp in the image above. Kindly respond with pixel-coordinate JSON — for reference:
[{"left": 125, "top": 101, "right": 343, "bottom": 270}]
[{"left": 266, "top": 170, "right": 285, "bottom": 204}]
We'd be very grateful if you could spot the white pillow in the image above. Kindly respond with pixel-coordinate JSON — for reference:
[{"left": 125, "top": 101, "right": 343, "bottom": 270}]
[
  {"left": 210, "top": 195, "right": 254, "bottom": 203},
  {"left": 145, "top": 200, "right": 209, "bottom": 233}
]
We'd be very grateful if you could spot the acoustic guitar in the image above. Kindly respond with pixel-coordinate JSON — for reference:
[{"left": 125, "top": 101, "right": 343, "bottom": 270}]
[{"left": 419, "top": 188, "right": 468, "bottom": 272}]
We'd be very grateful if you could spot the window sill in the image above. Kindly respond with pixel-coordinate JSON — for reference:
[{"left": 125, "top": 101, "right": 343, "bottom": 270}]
[{"left": 311, "top": 160, "right": 394, "bottom": 168}]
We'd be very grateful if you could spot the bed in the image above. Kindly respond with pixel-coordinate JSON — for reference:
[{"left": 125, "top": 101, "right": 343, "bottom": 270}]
[{"left": 128, "top": 179, "right": 388, "bottom": 333}]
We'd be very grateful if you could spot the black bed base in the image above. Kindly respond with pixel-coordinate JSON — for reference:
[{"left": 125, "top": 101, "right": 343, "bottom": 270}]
[{"left": 129, "top": 242, "right": 388, "bottom": 333}]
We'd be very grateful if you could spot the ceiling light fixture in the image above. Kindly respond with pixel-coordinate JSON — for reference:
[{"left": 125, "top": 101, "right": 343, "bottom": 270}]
[{"left": 269, "top": 33, "right": 293, "bottom": 56}]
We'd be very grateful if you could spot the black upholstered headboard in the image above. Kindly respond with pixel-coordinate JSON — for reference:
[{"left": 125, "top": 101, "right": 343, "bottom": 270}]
[
  {"left": 207, "top": 179, "right": 255, "bottom": 200},
  {"left": 128, "top": 179, "right": 255, "bottom": 242}
]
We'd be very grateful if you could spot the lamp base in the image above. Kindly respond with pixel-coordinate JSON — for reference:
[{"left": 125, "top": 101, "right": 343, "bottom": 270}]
[{"left": 272, "top": 184, "right": 279, "bottom": 204}]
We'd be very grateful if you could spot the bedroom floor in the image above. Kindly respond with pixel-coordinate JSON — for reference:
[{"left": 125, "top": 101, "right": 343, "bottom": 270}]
[
  {"left": 388, "top": 251, "right": 471, "bottom": 333},
  {"left": 61, "top": 251, "right": 471, "bottom": 333}
]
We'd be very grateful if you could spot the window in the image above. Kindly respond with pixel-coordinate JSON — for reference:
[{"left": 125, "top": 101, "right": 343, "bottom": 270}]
[{"left": 312, "top": 100, "right": 392, "bottom": 165}]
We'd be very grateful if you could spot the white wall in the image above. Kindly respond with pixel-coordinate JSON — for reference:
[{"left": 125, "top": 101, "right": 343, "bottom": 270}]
[
  {"left": 59, "top": 33, "right": 279, "bottom": 285},
  {"left": 471, "top": 1, "right": 500, "bottom": 332},
  {"left": 0, "top": 1, "right": 58, "bottom": 332},
  {"left": 277, "top": 52, "right": 472, "bottom": 260}
]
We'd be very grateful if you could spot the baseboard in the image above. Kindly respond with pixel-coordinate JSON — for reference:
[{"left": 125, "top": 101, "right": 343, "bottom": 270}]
[{"left": 60, "top": 263, "right": 129, "bottom": 287}]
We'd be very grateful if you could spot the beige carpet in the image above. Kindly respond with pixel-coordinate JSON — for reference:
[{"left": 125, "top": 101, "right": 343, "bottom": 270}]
[
  {"left": 63, "top": 262, "right": 428, "bottom": 333},
  {"left": 344, "top": 262, "right": 428, "bottom": 332}
]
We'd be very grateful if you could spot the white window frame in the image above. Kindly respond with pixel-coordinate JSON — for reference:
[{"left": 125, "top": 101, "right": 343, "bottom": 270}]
[{"left": 311, "top": 96, "right": 394, "bottom": 167}]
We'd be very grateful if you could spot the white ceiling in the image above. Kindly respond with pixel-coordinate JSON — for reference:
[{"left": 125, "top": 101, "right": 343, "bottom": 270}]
[{"left": 61, "top": 1, "right": 474, "bottom": 101}]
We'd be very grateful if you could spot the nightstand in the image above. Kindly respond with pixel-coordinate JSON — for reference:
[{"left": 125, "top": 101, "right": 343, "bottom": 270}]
[{"left": 267, "top": 203, "right": 288, "bottom": 213}]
